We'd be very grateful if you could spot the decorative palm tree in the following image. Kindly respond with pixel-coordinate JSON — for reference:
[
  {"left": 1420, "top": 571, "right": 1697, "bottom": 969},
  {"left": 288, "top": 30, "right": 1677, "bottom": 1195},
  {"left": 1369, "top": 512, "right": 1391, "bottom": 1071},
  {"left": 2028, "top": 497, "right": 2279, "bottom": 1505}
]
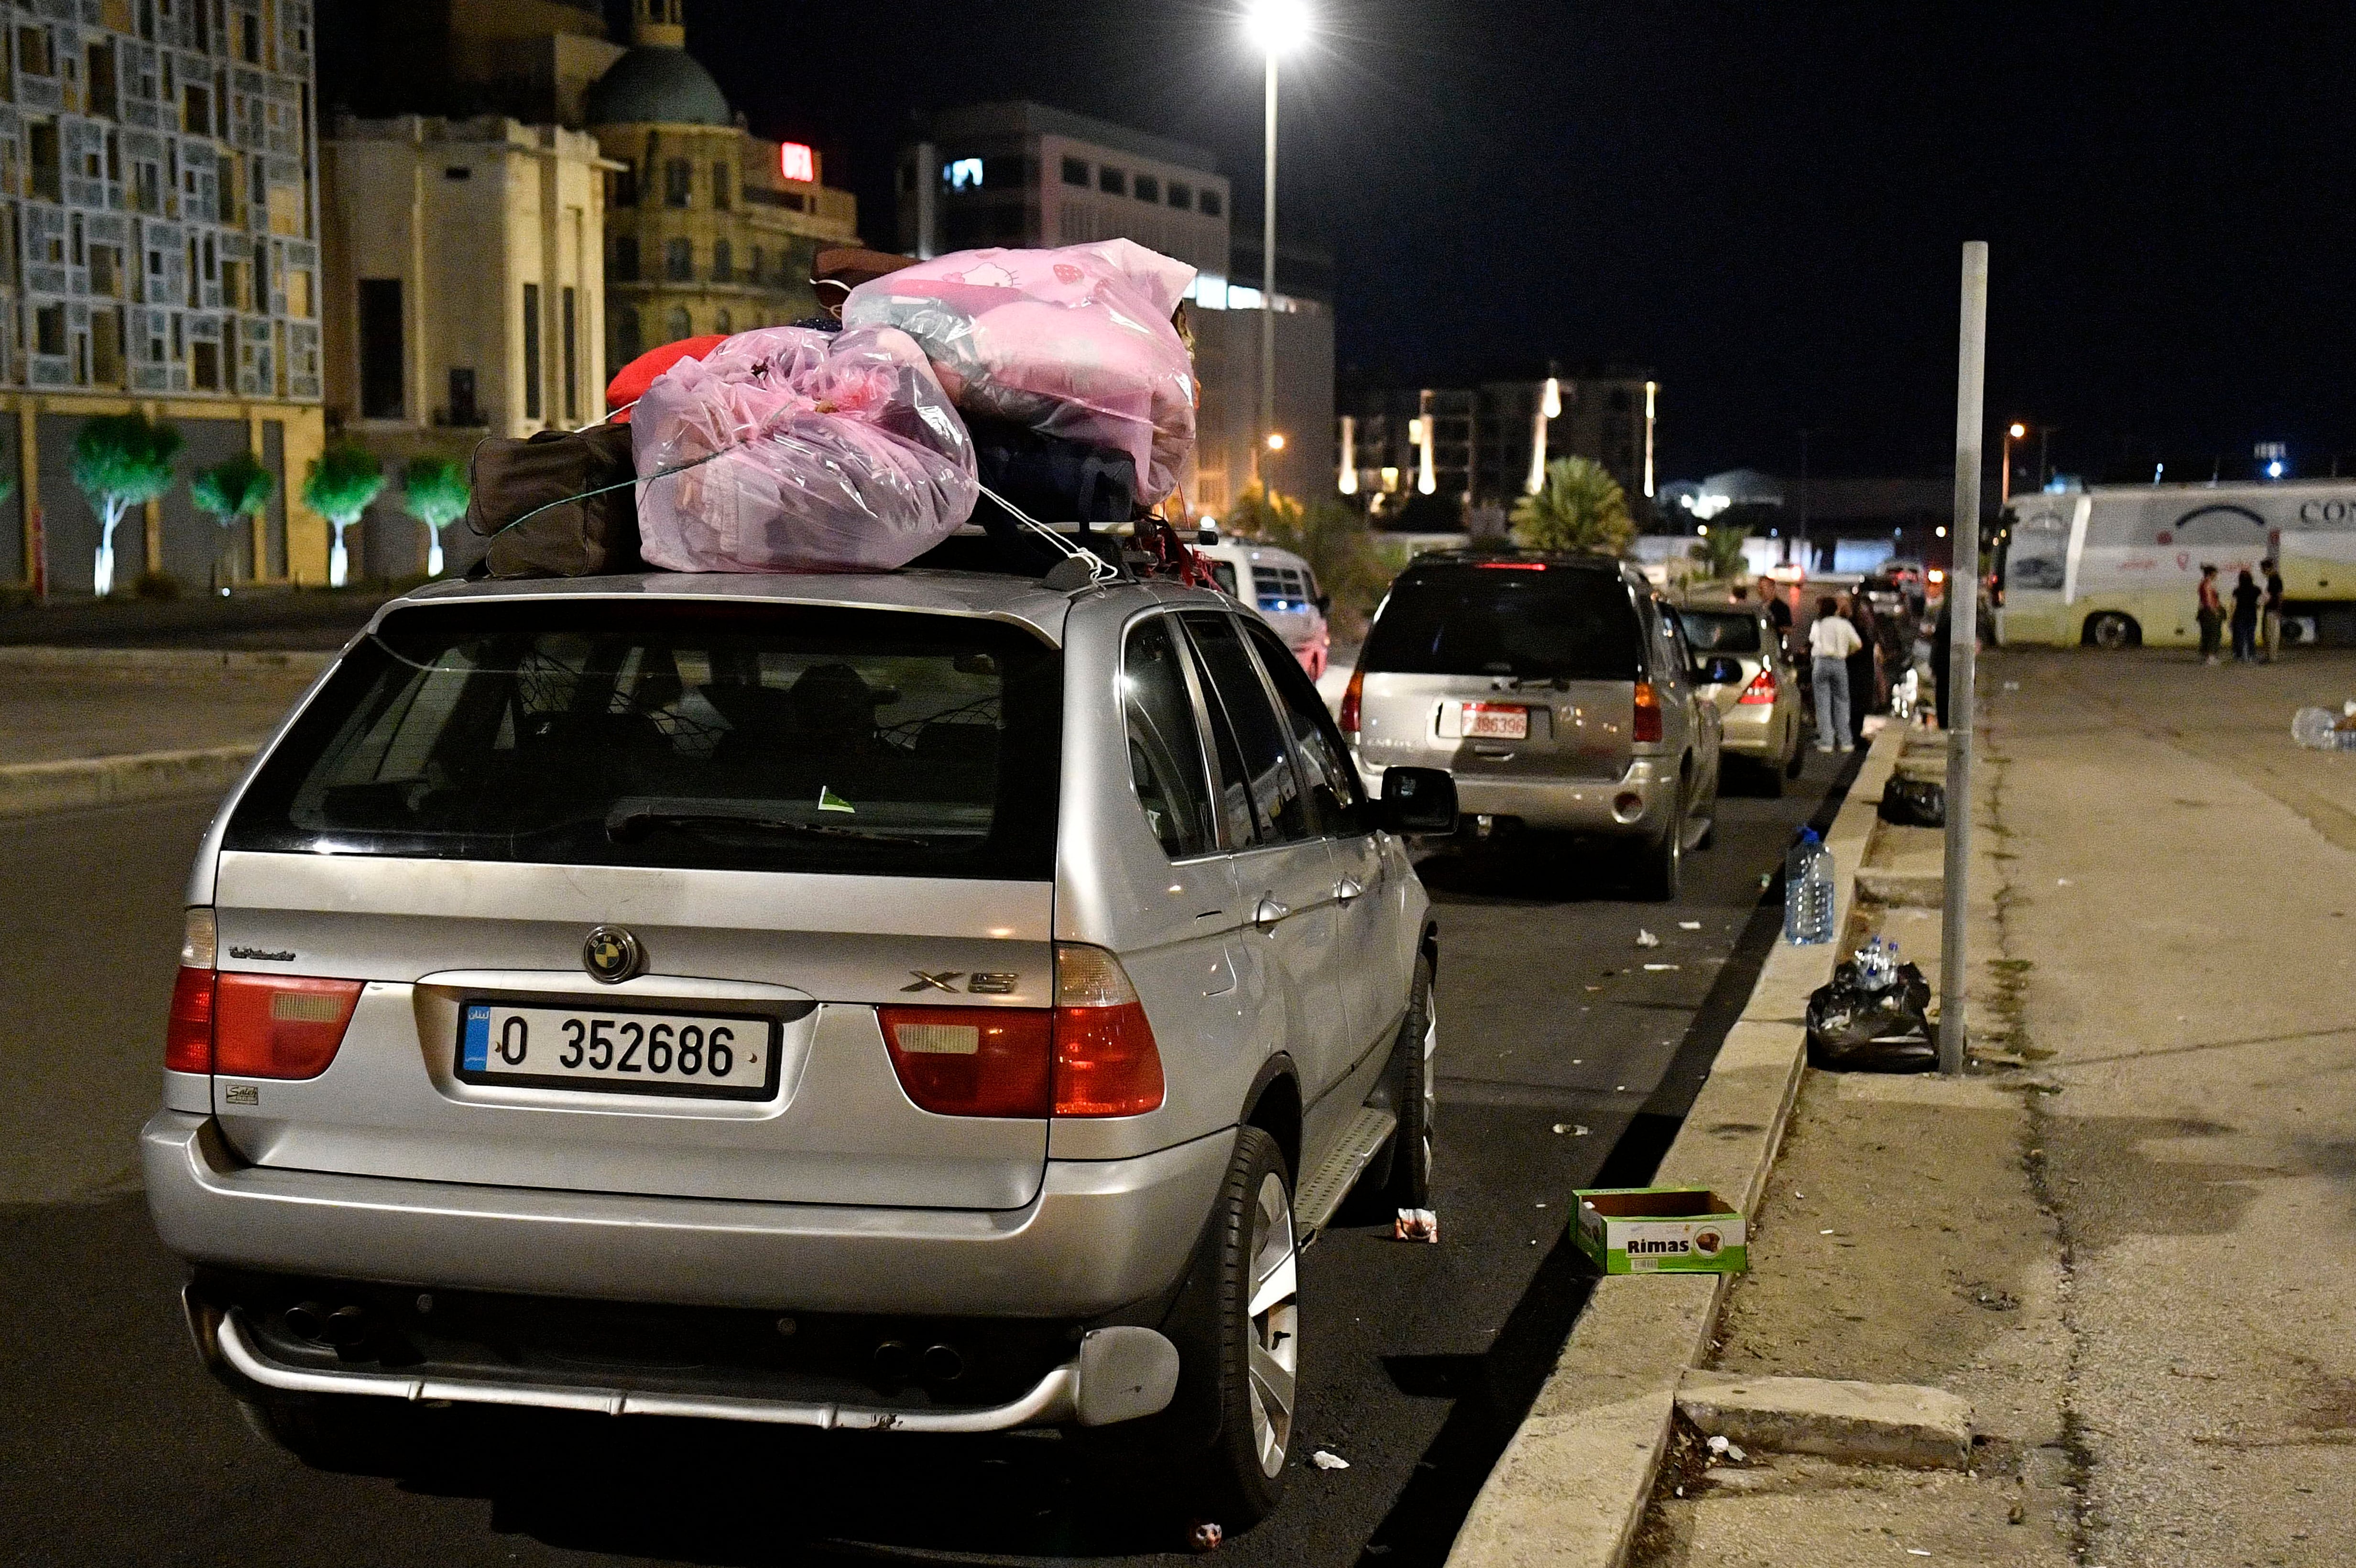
[
  {"left": 400, "top": 456, "right": 471, "bottom": 577},
  {"left": 1511, "top": 457, "right": 1633, "bottom": 556},
  {"left": 1690, "top": 522, "right": 1751, "bottom": 583},
  {"left": 190, "top": 450, "right": 275, "bottom": 595},
  {"left": 72, "top": 413, "right": 183, "bottom": 596},
  {"left": 301, "top": 443, "right": 386, "bottom": 588}
]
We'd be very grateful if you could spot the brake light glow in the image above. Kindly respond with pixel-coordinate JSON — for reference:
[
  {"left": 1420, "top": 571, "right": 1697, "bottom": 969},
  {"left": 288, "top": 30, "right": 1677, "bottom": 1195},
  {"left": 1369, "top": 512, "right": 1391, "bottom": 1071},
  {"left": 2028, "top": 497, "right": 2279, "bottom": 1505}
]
[
  {"left": 1339, "top": 666, "right": 1365, "bottom": 736},
  {"left": 1477, "top": 561, "right": 1547, "bottom": 570},
  {"left": 1633, "top": 680, "right": 1664, "bottom": 742},
  {"left": 1737, "top": 666, "right": 1777, "bottom": 705},
  {"left": 877, "top": 946, "right": 1165, "bottom": 1120}
]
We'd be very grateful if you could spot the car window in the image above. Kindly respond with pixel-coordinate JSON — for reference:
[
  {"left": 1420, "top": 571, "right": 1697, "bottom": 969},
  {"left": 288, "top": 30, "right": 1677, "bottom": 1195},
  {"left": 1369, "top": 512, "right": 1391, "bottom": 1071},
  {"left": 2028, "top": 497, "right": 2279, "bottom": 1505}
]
[
  {"left": 1359, "top": 562, "right": 1643, "bottom": 681},
  {"left": 1122, "top": 617, "right": 1217, "bottom": 859},
  {"left": 1181, "top": 612, "right": 1313, "bottom": 846},
  {"left": 1252, "top": 563, "right": 1312, "bottom": 614},
  {"left": 1241, "top": 615, "right": 1365, "bottom": 832},
  {"left": 225, "top": 600, "right": 1062, "bottom": 880},
  {"left": 1676, "top": 610, "right": 1762, "bottom": 654}
]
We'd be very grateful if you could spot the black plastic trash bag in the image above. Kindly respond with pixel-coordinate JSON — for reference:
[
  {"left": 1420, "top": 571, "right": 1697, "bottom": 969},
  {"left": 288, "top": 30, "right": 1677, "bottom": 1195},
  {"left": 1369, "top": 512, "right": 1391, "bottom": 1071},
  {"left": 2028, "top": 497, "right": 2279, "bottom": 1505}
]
[
  {"left": 1878, "top": 773, "right": 1947, "bottom": 828},
  {"left": 1806, "top": 959, "right": 1935, "bottom": 1071}
]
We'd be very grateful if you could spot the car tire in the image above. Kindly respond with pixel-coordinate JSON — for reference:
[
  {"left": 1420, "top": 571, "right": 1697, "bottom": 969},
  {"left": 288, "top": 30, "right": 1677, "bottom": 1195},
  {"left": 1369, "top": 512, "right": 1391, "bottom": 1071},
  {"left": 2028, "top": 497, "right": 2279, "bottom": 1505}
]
[
  {"left": 1169, "top": 1125, "right": 1298, "bottom": 1530},
  {"left": 1636, "top": 783, "right": 1685, "bottom": 901},
  {"left": 1379, "top": 958, "right": 1436, "bottom": 1211},
  {"left": 2086, "top": 611, "right": 2140, "bottom": 650}
]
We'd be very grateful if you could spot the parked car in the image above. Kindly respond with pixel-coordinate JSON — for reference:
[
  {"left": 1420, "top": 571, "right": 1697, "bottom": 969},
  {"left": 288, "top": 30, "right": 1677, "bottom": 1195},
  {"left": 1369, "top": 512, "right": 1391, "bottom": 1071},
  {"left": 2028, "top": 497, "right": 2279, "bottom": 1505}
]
[
  {"left": 1192, "top": 528, "right": 1333, "bottom": 680},
  {"left": 1675, "top": 600, "right": 1803, "bottom": 791},
  {"left": 1339, "top": 552, "right": 1730, "bottom": 899},
  {"left": 141, "top": 565, "right": 1458, "bottom": 1527}
]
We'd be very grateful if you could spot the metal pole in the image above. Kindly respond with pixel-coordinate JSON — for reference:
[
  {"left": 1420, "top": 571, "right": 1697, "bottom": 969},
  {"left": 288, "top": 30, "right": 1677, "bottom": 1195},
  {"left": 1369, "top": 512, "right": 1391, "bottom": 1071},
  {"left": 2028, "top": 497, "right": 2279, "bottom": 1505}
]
[
  {"left": 1941, "top": 241, "right": 1988, "bottom": 1076},
  {"left": 1259, "top": 48, "right": 1279, "bottom": 490}
]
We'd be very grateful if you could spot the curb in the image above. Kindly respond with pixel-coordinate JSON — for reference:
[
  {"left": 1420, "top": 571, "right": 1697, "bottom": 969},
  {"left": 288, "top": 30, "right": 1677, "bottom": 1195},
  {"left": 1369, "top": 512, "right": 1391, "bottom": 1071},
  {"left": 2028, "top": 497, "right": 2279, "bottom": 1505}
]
[
  {"left": 1444, "top": 726, "right": 1909, "bottom": 1568},
  {"left": 0, "top": 646, "right": 334, "bottom": 677},
  {"left": 0, "top": 744, "right": 261, "bottom": 820}
]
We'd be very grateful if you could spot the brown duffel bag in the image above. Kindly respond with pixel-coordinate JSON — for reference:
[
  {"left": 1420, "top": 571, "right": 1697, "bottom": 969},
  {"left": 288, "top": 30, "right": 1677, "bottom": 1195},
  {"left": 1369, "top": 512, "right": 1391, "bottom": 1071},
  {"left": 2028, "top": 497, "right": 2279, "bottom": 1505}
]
[{"left": 464, "top": 424, "right": 640, "bottom": 578}]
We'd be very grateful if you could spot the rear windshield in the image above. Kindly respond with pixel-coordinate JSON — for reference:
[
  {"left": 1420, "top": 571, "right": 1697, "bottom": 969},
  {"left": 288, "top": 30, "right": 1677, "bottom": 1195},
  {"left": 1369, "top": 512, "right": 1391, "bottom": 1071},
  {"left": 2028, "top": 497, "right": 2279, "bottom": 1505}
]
[
  {"left": 1360, "top": 564, "right": 1642, "bottom": 681},
  {"left": 1676, "top": 610, "right": 1763, "bottom": 654},
  {"left": 225, "top": 600, "right": 1062, "bottom": 880}
]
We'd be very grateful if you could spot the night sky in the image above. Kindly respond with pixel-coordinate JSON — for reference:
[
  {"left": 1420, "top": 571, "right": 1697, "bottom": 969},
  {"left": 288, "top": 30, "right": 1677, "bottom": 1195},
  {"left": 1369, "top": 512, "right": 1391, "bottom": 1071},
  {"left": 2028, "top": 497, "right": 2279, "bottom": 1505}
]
[{"left": 627, "top": 2, "right": 2355, "bottom": 483}]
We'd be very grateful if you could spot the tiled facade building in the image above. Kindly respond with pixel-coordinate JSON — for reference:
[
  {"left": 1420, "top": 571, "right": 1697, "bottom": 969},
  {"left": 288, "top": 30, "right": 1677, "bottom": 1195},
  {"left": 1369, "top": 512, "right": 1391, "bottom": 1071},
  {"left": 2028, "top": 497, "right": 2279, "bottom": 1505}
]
[{"left": 0, "top": 0, "right": 329, "bottom": 594}]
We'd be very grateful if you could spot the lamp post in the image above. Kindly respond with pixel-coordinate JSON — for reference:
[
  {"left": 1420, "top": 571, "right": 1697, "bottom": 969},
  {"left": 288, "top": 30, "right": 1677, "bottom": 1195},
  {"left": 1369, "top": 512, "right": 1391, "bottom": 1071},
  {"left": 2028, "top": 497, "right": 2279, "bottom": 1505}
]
[
  {"left": 2001, "top": 421, "right": 2027, "bottom": 504},
  {"left": 1244, "top": 0, "right": 1308, "bottom": 491}
]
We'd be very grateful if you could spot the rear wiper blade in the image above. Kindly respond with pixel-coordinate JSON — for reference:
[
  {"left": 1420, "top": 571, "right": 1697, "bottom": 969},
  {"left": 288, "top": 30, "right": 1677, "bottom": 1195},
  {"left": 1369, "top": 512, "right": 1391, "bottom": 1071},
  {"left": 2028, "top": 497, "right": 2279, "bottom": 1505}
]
[{"left": 604, "top": 797, "right": 932, "bottom": 847}]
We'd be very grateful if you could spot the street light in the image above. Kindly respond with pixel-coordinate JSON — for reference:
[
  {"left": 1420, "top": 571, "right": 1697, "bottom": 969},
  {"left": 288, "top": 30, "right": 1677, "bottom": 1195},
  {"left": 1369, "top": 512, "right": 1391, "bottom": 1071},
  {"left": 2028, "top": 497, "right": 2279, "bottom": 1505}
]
[
  {"left": 1244, "top": 0, "right": 1309, "bottom": 488},
  {"left": 2002, "top": 421, "right": 2027, "bottom": 504}
]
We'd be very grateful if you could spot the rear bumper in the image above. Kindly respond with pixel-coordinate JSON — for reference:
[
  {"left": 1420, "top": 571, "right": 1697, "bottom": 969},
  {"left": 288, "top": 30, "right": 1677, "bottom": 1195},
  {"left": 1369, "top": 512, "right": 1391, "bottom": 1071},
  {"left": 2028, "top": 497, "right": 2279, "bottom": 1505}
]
[
  {"left": 1363, "top": 756, "right": 1678, "bottom": 836},
  {"left": 142, "top": 1111, "right": 1233, "bottom": 1319},
  {"left": 192, "top": 1296, "right": 1178, "bottom": 1433},
  {"left": 1717, "top": 702, "right": 1787, "bottom": 760}
]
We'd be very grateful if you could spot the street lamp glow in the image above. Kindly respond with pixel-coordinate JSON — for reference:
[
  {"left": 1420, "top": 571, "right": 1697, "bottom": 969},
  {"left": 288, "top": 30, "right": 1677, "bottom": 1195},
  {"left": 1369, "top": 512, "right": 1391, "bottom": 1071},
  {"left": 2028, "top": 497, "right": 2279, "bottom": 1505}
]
[
  {"left": 2007, "top": 422, "right": 2027, "bottom": 440},
  {"left": 1266, "top": 432, "right": 1287, "bottom": 452},
  {"left": 1244, "top": 0, "right": 1311, "bottom": 54}
]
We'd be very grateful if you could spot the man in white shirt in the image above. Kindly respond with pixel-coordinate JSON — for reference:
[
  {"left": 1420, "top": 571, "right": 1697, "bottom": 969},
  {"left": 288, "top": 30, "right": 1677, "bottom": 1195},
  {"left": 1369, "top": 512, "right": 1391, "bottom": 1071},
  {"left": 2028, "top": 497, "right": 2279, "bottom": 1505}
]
[{"left": 1807, "top": 595, "right": 1865, "bottom": 753}]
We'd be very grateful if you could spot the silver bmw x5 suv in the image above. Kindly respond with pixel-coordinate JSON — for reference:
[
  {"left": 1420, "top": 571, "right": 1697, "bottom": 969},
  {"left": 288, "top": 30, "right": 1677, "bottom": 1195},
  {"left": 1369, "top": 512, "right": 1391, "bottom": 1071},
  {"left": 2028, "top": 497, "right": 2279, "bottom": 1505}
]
[{"left": 142, "top": 566, "right": 1454, "bottom": 1524}]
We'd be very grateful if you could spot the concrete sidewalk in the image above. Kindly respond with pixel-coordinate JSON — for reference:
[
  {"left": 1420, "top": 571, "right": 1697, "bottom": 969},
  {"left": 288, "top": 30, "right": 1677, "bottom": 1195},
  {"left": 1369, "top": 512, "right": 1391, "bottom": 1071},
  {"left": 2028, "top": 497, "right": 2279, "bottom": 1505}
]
[
  {"left": 1635, "top": 646, "right": 2356, "bottom": 1566},
  {"left": 0, "top": 651, "right": 322, "bottom": 767}
]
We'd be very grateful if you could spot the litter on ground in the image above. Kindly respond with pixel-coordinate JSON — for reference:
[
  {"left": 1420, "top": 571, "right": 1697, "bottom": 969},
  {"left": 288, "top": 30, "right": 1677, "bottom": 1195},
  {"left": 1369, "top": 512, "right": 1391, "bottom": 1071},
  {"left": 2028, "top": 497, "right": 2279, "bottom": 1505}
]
[
  {"left": 1311, "top": 1450, "right": 1350, "bottom": 1471},
  {"left": 1636, "top": 929, "right": 1660, "bottom": 948}
]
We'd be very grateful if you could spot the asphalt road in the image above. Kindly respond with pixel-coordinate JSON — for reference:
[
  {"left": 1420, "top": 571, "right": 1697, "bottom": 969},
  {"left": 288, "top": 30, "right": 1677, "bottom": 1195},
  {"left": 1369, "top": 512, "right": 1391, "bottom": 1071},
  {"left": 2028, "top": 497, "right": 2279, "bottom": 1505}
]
[{"left": 0, "top": 753, "right": 1854, "bottom": 1568}]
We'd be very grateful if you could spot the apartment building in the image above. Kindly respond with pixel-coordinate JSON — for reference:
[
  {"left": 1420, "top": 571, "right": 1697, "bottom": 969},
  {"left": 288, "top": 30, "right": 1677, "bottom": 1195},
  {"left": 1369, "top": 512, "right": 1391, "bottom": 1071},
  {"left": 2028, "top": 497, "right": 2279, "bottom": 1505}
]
[{"left": 0, "top": 0, "right": 328, "bottom": 593}]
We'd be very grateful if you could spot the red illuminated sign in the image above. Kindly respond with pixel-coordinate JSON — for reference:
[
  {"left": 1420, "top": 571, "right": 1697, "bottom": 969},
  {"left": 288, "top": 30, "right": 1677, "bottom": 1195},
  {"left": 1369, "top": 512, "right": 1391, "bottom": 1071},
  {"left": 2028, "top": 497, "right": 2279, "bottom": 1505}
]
[{"left": 779, "top": 142, "right": 814, "bottom": 183}]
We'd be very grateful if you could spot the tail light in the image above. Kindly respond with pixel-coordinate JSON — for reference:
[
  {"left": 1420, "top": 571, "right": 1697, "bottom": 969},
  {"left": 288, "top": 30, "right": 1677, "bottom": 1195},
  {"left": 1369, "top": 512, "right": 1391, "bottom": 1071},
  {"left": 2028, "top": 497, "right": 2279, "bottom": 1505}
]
[
  {"left": 215, "top": 976, "right": 364, "bottom": 1079},
  {"left": 1633, "top": 681, "right": 1664, "bottom": 742},
  {"left": 165, "top": 909, "right": 218, "bottom": 1074},
  {"left": 166, "top": 908, "right": 362, "bottom": 1081},
  {"left": 879, "top": 946, "right": 1165, "bottom": 1120},
  {"left": 1338, "top": 665, "right": 1365, "bottom": 736},
  {"left": 1050, "top": 945, "right": 1165, "bottom": 1117},
  {"left": 877, "top": 1007, "right": 1054, "bottom": 1118},
  {"left": 1737, "top": 666, "right": 1777, "bottom": 705}
]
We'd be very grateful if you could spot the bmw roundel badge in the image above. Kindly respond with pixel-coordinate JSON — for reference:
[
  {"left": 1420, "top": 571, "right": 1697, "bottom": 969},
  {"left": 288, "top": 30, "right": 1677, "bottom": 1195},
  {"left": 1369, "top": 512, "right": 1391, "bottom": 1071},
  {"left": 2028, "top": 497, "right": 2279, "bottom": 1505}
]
[{"left": 582, "top": 925, "right": 644, "bottom": 984}]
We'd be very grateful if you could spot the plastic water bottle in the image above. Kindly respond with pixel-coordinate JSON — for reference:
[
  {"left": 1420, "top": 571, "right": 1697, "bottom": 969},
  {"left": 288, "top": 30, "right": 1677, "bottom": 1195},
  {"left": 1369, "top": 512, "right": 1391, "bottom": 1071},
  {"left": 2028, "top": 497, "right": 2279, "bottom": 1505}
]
[
  {"left": 2291, "top": 707, "right": 2356, "bottom": 751},
  {"left": 1785, "top": 829, "right": 1835, "bottom": 945},
  {"left": 1854, "top": 936, "right": 1898, "bottom": 990}
]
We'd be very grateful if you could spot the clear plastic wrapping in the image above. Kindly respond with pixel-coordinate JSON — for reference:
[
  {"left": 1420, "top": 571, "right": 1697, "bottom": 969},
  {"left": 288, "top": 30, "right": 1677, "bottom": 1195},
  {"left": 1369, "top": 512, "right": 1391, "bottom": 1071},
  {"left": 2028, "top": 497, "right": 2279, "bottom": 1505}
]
[
  {"left": 841, "top": 239, "right": 1199, "bottom": 503},
  {"left": 631, "top": 325, "right": 979, "bottom": 574}
]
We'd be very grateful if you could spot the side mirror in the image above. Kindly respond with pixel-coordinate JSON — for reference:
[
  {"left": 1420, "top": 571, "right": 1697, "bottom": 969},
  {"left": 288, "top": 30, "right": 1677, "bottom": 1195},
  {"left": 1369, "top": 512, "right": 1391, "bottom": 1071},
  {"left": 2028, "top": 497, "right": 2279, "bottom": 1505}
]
[
  {"left": 1315, "top": 593, "right": 1332, "bottom": 615},
  {"left": 1380, "top": 766, "right": 1458, "bottom": 835},
  {"left": 1694, "top": 655, "right": 1745, "bottom": 687}
]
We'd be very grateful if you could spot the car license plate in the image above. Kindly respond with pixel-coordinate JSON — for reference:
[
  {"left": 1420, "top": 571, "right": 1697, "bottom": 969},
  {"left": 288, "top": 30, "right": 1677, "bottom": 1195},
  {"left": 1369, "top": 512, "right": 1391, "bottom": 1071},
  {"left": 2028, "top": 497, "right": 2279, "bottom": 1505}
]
[
  {"left": 457, "top": 1002, "right": 780, "bottom": 1099},
  {"left": 1462, "top": 703, "right": 1530, "bottom": 740}
]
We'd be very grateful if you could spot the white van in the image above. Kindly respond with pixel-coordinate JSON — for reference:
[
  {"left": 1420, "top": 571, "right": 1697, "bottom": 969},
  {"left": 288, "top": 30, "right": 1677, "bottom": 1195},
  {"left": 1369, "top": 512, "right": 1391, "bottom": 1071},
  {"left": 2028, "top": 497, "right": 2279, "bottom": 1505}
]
[
  {"left": 1993, "top": 481, "right": 2356, "bottom": 648},
  {"left": 1191, "top": 529, "right": 1334, "bottom": 678}
]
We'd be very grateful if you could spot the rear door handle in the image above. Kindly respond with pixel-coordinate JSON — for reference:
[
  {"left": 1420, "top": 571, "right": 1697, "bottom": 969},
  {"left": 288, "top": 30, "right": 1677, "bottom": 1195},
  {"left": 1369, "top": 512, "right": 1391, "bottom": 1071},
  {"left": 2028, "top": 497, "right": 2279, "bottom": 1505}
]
[
  {"left": 1334, "top": 877, "right": 1363, "bottom": 903},
  {"left": 1253, "top": 896, "right": 1291, "bottom": 931}
]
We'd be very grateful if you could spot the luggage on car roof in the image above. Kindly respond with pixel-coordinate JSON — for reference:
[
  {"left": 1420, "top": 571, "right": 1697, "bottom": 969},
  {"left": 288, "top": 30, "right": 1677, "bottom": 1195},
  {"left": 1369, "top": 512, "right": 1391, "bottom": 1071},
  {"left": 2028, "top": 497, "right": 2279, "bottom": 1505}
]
[{"left": 463, "top": 423, "right": 642, "bottom": 579}]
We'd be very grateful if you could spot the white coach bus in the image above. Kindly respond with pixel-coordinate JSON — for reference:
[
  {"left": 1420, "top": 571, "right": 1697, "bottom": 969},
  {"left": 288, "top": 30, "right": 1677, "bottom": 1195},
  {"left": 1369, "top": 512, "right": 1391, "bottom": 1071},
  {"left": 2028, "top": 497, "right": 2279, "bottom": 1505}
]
[{"left": 1992, "top": 480, "right": 2356, "bottom": 648}]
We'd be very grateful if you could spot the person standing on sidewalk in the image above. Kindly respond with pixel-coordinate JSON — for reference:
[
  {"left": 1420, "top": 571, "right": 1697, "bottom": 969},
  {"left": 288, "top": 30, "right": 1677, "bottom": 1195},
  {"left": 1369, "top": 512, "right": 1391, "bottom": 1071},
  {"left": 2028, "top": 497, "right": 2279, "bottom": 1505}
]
[
  {"left": 1758, "top": 575, "right": 1794, "bottom": 658},
  {"left": 2196, "top": 565, "right": 2225, "bottom": 664},
  {"left": 2261, "top": 557, "right": 2286, "bottom": 662},
  {"left": 1808, "top": 595, "right": 1863, "bottom": 753},
  {"left": 2229, "top": 568, "right": 2262, "bottom": 663},
  {"left": 1843, "top": 590, "right": 1881, "bottom": 747}
]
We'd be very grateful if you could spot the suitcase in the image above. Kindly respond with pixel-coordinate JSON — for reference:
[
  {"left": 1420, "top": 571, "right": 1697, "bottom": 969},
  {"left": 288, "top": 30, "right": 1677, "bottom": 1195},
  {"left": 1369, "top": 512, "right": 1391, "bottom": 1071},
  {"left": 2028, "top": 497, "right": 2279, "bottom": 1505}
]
[{"left": 463, "top": 424, "right": 640, "bottom": 578}]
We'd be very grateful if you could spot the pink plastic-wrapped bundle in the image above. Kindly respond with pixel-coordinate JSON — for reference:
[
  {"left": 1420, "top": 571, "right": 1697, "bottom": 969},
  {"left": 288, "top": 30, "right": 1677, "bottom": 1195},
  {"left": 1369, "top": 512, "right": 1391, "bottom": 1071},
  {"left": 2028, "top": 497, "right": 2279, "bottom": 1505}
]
[
  {"left": 632, "top": 325, "right": 979, "bottom": 573},
  {"left": 840, "top": 239, "right": 1199, "bottom": 502}
]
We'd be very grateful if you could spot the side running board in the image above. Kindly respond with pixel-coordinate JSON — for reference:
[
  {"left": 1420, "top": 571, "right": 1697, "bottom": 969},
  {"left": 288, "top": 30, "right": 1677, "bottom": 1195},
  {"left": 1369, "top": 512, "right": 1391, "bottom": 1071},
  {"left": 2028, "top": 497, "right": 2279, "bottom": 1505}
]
[{"left": 1293, "top": 1105, "right": 1397, "bottom": 1240}]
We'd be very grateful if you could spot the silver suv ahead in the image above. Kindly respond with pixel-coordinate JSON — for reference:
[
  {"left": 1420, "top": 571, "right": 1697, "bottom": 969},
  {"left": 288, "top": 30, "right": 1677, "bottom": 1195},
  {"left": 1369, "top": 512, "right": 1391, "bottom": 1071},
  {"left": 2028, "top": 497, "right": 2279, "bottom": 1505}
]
[
  {"left": 142, "top": 568, "right": 1453, "bottom": 1526},
  {"left": 1341, "top": 552, "right": 1731, "bottom": 900}
]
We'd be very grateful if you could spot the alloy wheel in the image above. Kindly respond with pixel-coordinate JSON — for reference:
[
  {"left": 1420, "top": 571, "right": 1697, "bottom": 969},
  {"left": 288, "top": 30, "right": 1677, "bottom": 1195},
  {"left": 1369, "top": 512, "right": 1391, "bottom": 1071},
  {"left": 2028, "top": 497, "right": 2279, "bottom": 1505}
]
[{"left": 1244, "top": 1171, "right": 1299, "bottom": 1479}]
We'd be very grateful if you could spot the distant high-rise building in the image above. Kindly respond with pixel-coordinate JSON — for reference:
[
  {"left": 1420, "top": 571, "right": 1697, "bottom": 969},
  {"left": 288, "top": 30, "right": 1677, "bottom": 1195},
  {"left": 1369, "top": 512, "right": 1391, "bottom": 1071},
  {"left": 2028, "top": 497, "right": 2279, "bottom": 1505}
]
[
  {"left": 0, "top": 0, "right": 330, "bottom": 594},
  {"left": 1343, "top": 371, "right": 1659, "bottom": 532},
  {"left": 899, "top": 100, "right": 1334, "bottom": 519}
]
